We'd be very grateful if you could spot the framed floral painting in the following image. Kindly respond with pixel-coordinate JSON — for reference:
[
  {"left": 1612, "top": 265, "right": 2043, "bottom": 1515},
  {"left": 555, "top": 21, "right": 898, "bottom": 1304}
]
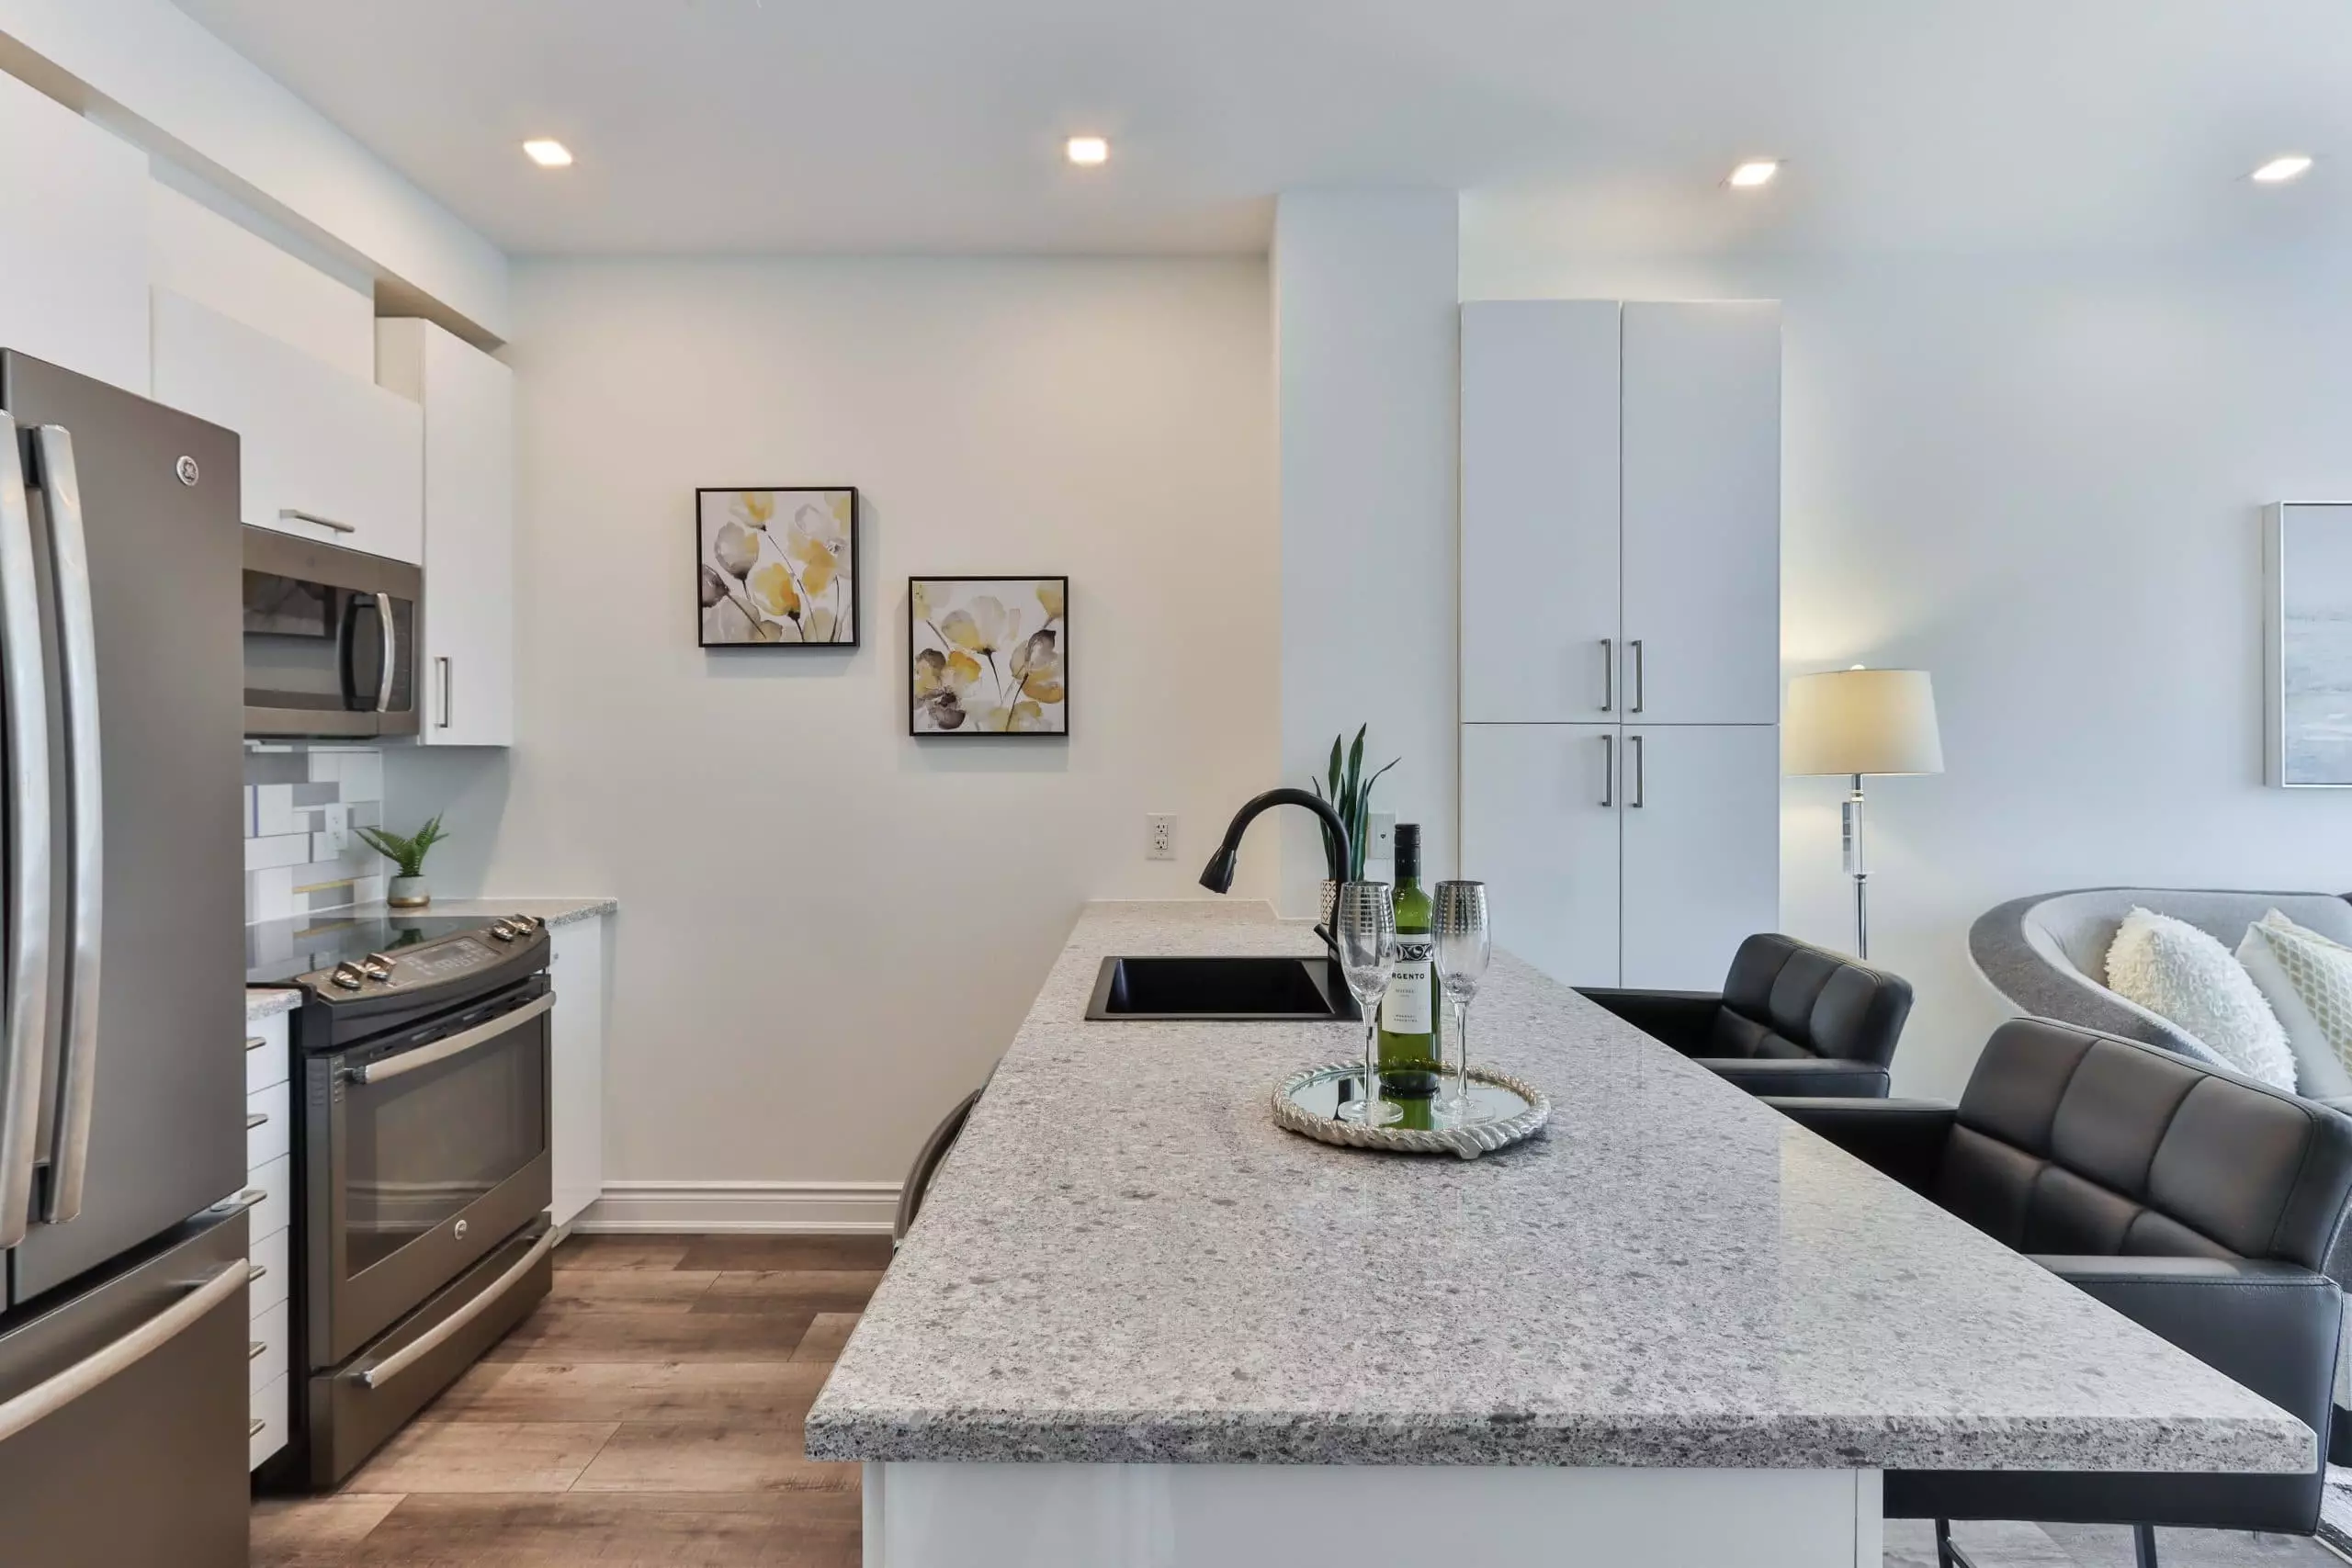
[
  {"left": 910, "top": 576, "right": 1069, "bottom": 736},
  {"left": 697, "top": 488, "right": 859, "bottom": 647}
]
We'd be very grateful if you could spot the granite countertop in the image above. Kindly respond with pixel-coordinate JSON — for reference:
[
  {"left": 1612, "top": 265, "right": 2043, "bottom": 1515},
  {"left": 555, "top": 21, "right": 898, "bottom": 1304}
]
[
  {"left": 805, "top": 899, "right": 2314, "bottom": 1472},
  {"left": 245, "top": 988, "right": 300, "bottom": 1023}
]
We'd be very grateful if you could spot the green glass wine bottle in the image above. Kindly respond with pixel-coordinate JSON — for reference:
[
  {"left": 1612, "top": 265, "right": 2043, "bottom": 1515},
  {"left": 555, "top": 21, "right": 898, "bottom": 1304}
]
[{"left": 1378, "top": 824, "right": 1443, "bottom": 1097}]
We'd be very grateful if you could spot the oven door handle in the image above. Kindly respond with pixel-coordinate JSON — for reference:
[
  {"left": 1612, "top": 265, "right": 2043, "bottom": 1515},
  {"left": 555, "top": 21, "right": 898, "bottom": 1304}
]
[
  {"left": 352, "top": 993, "right": 554, "bottom": 1086},
  {"left": 354, "top": 1229, "right": 553, "bottom": 1389}
]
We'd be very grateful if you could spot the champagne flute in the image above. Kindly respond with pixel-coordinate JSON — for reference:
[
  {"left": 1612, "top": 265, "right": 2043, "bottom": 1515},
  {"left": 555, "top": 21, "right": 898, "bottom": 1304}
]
[
  {"left": 1431, "top": 881, "right": 1492, "bottom": 1125},
  {"left": 1331, "top": 882, "right": 1402, "bottom": 1127}
]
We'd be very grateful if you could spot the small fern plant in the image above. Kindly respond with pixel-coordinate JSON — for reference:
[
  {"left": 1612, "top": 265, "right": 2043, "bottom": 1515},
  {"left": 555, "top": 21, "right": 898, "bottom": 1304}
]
[{"left": 356, "top": 815, "right": 449, "bottom": 879}]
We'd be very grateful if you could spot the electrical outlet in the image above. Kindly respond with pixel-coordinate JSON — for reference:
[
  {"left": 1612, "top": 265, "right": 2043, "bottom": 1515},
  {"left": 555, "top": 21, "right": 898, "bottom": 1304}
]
[
  {"left": 1367, "top": 813, "right": 1396, "bottom": 863},
  {"left": 321, "top": 802, "right": 352, "bottom": 857},
  {"left": 1147, "top": 814, "right": 1178, "bottom": 862}
]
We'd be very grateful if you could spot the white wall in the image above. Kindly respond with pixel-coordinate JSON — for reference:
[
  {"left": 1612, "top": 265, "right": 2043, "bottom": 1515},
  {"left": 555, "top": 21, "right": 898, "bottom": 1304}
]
[
  {"left": 1273, "top": 192, "right": 1460, "bottom": 911},
  {"left": 1465, "top": 201, "right": 2352, "bottom": 1098},
  {"left": 392, "top": 255, "right": 1278, "bottom": 1186},
  {"left": 0, "top": 0, "right": 508, "bottom": 339}
]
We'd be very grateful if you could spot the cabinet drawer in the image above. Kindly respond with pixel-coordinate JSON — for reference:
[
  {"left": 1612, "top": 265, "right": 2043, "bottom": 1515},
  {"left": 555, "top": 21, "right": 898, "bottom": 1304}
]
[
  {"left": 249, "top": 1371, "right": 288, "bottom": 1470},
  {"left": 249, "top": 1296, "right": 288, "bottom": 1395},
  {"left": 247, "top": 1081, "right": 290, "bottom": 1168},
  {"left": 246, "top": 1152, "right": 290, "bottom": 1244},
  {"left": 249, "top": 1227, "right": 288, "bottom": 1315},
  {"left": 245, "top": 1009, "right": 292, "bottom": 1095}
]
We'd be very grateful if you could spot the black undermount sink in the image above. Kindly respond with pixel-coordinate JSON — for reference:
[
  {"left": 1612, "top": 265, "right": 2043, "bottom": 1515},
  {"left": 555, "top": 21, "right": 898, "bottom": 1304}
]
[{"left": 1086, "top": 955, "right": 1361, "bottom": 1022}]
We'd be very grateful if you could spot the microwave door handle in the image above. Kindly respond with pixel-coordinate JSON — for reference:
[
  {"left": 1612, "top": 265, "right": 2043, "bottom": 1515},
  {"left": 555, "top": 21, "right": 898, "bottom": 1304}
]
[
  {"left": 373, "top": 592, "right": 396, "bottom": 713},
  {"left": 0, "top": 415, "right": 51, "bottom": 1247},
  {"left": 30, "top": 427, "right": 100, "bottom": 1224}
]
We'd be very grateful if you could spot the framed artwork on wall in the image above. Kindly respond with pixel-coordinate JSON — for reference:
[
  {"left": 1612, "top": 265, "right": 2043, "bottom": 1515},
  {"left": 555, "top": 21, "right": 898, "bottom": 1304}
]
[
  {"left": 2267, "top": 502, "right": 2352, "bottom": 786},
  {"left": 909, "top": 576, "right": 1069, "bottom": 736},
  {"left": 697, "top": 488, "right": 860, "bottom": 647}
]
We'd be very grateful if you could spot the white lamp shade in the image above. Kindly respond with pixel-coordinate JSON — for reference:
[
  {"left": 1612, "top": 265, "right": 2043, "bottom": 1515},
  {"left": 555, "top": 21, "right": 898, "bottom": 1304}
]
[{"left": 1784, "top": 668, "right": 1944, "bottom": 776}]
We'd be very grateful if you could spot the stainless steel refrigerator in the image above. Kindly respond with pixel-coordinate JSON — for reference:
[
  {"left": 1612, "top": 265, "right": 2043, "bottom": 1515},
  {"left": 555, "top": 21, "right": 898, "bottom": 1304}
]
[{"left": 0, "top": 353, "right": 249, "bottom": 1565}]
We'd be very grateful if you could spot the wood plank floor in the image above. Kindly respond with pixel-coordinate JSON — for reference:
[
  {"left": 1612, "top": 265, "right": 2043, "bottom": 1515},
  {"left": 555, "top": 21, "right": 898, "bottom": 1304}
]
[
  {"left": 251, "top": 1233, "right": 881, "bottom": 1567},
  {"left": 254, "top": 1232, "right": 2349, "bottom": 1567}
]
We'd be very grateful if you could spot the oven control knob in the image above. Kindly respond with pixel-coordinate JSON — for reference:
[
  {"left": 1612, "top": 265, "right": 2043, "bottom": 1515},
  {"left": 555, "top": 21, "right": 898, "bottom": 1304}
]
[
  {"left": 360, "top": 953, "right": 396, "bottom": 981},
  {"left": 330, "top": 963, "right": 366, "bottom": 991},
  {"left": 490, "top": 921, "right": 516, "bottom": 942}
]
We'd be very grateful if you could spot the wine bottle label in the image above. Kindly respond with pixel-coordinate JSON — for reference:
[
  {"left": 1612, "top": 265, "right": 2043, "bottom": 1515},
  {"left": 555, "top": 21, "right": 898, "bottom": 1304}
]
[{"left": 1382, "top": 939, "right": 1433, "bottom": 1033}]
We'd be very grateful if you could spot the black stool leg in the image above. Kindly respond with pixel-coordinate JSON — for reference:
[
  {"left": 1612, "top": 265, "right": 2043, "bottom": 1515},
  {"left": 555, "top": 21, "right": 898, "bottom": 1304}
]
[
  {"left": 1934, "top": 1519, "right": 1984, "bottom": 1568},
  {"left": 2132, "top": 1524, "right": 2160, "bottom": 1568}
]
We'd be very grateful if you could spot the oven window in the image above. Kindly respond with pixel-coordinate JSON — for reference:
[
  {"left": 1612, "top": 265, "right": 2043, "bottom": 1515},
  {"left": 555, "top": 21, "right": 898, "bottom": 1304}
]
[{"left": 343, "top": 1011, "right": 546, "bottom": 1275}]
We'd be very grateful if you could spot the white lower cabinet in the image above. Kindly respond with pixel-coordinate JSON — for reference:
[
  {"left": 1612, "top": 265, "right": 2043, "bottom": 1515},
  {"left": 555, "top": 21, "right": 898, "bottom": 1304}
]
[
  {"left": 1462, "top": 724, "right": 1623, "bottom": 989},
  {"left": 549, "top": 918, "right": 609, "bottom": 1228},
  {"left": 1462, "top": 723, "right": 1779, "bottom": 992},
  {"left": 243, "top": 1010, "right": 293, "bottom": 1470},
  {"left": 153, "top": 288, "right": 424, "bottom": 562}
]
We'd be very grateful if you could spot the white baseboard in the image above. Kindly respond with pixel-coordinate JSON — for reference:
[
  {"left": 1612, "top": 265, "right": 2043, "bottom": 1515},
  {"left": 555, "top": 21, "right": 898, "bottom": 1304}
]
[{"left": 576, "top": 1179, "right": 901, "bottom": 1235}]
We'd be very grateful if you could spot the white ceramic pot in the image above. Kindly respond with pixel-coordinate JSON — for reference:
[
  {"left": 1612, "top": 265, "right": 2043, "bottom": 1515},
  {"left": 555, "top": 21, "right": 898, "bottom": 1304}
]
[{"left": 387, "top": 875, "right": 431, "bottom": 909}]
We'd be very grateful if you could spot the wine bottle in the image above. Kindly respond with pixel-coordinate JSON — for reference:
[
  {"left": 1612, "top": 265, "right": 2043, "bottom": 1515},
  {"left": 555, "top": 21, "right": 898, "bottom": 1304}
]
[{"left": 1378, "top": 824, "right": 1442, "bottom": 1097}]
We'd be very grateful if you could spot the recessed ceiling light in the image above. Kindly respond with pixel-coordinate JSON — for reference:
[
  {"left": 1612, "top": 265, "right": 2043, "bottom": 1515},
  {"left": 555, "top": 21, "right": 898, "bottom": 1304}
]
[
  {"left": 522, "top": 139, "right": 574, "bottom": 168},
  {"left": 2252, "top": 154, "right": 2313, "bottom": 184},
  {"left": 1727, "top": 159, "right": 1780, "bottom": 188},
  {"left": 1065, "top": 136, "right": 1110, "bottom": 167}
]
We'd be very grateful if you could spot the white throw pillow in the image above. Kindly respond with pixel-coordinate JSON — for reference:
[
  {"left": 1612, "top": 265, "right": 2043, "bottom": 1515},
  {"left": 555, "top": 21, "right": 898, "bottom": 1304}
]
[
  {"left": 2240, "top": 910, "right": 2352, "bottom": 1092},
  {"left": 2105, "top": 907, "right": 2296, "bottom": 1091}
]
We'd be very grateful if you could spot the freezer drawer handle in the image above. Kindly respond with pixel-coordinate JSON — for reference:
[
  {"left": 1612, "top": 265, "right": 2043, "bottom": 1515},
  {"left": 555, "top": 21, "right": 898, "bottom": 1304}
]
[
  {"left": 355, "top": 1230, "right": 554, "bottom": 1390},
  {"left": 0, "top": 1263, "right": 250, "bottom": 1446},
  {"left": 32, "top": 426, "right": 101, "bottom": 1225},
  {"left": 0, "top": 414, "right": 51, "bottom": 1251},
  {"left": 355, "top": 994, "right": 555, "bottom": 1086},
  {"left": 279, "top": 509, "right": 356, "bottom": 536}
]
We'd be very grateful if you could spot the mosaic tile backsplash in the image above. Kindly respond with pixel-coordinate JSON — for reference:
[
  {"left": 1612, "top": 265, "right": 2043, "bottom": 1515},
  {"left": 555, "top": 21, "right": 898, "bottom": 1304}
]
[{"left": 243, "top": 744, "right": 387, "bottom": 923}]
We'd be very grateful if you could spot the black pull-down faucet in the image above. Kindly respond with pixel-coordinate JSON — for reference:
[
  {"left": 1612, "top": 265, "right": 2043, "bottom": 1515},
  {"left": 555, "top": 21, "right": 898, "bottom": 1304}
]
[{"left": 1198, "top": 786, "right": 1355, "bottom": 945}]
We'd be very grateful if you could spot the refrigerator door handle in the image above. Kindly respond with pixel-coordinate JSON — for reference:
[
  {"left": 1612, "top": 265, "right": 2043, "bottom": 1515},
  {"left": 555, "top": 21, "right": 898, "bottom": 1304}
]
[
  {"left": 0, "top": 414, "right": 52, "bottom": 1249},
  {"left": 31, "top": 425, "right": 101, "bottom": 1224},
  {"left": 373, "top": 592, "right": 396, "bottom": 713},
  {"left": 0, "top": 1262, "right": 248, "bottom": 1445}
]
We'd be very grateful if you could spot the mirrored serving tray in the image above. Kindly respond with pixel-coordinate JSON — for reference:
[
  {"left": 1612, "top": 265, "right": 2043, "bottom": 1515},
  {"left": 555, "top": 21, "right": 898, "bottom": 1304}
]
[{"left": 1273, "top": 1062, "right": 1551, "bottom": 1160}]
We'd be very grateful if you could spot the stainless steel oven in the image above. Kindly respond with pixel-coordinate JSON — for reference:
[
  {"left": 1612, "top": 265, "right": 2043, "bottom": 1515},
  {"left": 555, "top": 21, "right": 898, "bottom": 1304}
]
[
  {"left": 254, "top": 912, "right": 557, "bottom": 1490},
  {"left": 243, "top": 526, "right": 421, "bottom": 738},
  {"left": 305, "top": 976, "right": 551, "bottom": 1366}
]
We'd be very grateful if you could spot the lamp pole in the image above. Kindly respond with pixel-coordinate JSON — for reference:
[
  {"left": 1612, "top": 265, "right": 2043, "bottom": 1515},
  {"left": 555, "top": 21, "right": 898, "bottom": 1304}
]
[{"left": 1842, "top": 772, "right": 1869, "bottom": 960}]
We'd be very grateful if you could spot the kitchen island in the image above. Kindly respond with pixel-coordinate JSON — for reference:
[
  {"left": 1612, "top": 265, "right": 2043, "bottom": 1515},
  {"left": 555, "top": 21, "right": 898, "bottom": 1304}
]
[{"left": 806, "top": 901, "right": 2313, "bottom": 1567}]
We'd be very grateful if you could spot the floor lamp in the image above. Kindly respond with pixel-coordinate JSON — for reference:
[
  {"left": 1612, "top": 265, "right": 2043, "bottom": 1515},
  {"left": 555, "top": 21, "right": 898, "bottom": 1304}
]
[{"left": 1784, "top": 668, "right": 1944, "bottom": 962}]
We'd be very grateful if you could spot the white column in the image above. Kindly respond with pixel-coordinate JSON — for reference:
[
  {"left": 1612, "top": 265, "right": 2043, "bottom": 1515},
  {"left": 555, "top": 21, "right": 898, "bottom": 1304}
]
[{"left": 1272, "top": 190, "right": 1460, "bottom": 914}]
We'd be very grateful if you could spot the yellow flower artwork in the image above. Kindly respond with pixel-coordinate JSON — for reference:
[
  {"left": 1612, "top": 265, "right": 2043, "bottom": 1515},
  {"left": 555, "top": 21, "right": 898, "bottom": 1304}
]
[
  {"left": 696, "top": 488, "right": 859, "bottom": 647},
  {"left": 910, "top": 577, "right": 1069, "bottom": 736}
]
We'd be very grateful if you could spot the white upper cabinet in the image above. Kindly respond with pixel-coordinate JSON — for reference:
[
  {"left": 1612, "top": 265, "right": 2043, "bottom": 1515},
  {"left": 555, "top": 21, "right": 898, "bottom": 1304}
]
[
  {"left": 377, "top": 319, "right": 514, "bottom": 747},
  {"left": 1619, "top": 301, "right": 1781, "bottom": 726},
  {"left": 152, "top": 288, "right": 424, "bottom": 563},
  {"left": 1460, "top": 301, "right": 1623, "bottom": 724},
  {"left": 0, "top": 72, "right": 150, "bottom": 394}
]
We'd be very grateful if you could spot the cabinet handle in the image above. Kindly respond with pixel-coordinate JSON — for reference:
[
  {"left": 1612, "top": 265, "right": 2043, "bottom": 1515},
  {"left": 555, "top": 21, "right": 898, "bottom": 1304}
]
[
  {"left": 436, "top": 656, "right": 453, "bottom": 730},
  {"left": 246, "top": 1111, "right": 268, "bottom": 1130},
  {"left": 248, "top": 1265, "right": 266, "bottom": 1283},
  {"left": 249, "top": 1340, "right": 266, "bottom": 1361},
  {"left": 1629, "top": 639, "right": 1645, "bottom": 715},
  {"left": 1599, "top": 638, "right": 1613, "bottom": 713},
  {"left": 249, "top": 1418, "right": 266, "bottom": 1438},
  {"left": 1629, "top": 734, "right": 1646, "bottom": 808},
  {"left": 279, "top": 509, "right": 356, "bottom": 536},
  {"left": 245, "top": 1036, "right": 266, "bottom": 1052},
  {"left": 1600, "top": 733, "right": 1614, "bottom": 808}
]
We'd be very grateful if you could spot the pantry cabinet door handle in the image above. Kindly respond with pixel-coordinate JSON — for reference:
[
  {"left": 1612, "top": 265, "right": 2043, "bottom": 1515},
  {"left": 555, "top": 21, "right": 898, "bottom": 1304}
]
[
  {"left": 1599, "top": 638, "right": 1613, "bottom": 713},
  {"left": 1629, "top": 734, "right": 1646, "bottom": 808},
  {"left": 1600, "top": 733, "right": 1614, "bottom": 808},
  {"left": 1629, "top": 639, "right": 1645, "bottom": 715}
]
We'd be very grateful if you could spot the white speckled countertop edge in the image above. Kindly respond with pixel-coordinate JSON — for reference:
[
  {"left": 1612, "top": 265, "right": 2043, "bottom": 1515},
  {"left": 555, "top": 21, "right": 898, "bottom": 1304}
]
[
  {"left": 243, "top": 897, "right": 616, "bottom": 1019},
  {"left": 806, "top": 899, "right": 2315, "bottom": 1473}
]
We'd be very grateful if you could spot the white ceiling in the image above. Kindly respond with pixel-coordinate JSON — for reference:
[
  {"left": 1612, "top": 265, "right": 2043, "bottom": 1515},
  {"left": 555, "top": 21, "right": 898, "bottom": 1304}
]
[{"left": 173, "top": 0, "right": 2352, "bottom": 257}]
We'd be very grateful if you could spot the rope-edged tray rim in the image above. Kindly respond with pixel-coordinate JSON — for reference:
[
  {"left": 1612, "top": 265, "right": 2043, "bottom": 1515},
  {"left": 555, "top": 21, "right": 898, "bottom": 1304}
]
[{"left": 1272, "top": 1061, "right": 1551, "bottom": 1160}]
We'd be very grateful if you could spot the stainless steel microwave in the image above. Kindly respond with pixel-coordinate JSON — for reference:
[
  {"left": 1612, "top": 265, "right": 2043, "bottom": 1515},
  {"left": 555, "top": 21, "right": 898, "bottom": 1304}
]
[{"left": 243, "top": 526, "right": 421, "bottom": 739}]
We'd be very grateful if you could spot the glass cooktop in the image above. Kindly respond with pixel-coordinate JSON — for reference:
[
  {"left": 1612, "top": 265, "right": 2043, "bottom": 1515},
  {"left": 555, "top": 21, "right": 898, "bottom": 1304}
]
[{"left": 245, "top": 911, "right": 498, "bottom": 988}]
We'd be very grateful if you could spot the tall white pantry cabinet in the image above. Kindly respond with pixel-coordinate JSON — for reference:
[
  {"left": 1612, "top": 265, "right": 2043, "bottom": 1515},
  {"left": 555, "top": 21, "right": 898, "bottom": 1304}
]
[{"left": 1460, "top": 300, "right": 1781, "bottom": 992}]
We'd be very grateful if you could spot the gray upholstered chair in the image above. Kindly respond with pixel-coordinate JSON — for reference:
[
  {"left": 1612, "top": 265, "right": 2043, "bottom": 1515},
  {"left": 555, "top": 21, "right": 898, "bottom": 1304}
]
[
  {"left": 1968, "top": 887, "right": 2352, "bottom": 1114},
  {"left": 1970, "top": 887, "right": 2352, "bottom": 1461}
]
